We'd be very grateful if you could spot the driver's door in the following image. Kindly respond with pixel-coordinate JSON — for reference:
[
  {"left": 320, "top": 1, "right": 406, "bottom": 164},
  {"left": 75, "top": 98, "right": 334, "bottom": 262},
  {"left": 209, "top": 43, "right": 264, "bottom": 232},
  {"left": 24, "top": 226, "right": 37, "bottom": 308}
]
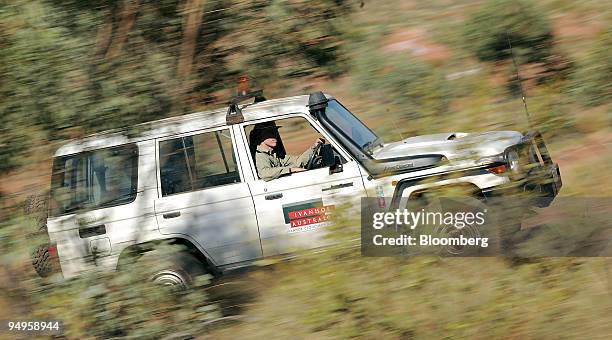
[{"left": 242, "top": 115, "right": 367, "bottom": 256}]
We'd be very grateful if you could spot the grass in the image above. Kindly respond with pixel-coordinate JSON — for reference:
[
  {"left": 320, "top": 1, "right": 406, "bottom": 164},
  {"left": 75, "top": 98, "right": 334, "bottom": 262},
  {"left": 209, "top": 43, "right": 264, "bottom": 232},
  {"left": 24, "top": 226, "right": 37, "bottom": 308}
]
[
  {"left": 205, "top": 257, "right": 612, "bottom": 339},
  {"left": 0, "top": 0, "right": 610, "bottom": 338}
]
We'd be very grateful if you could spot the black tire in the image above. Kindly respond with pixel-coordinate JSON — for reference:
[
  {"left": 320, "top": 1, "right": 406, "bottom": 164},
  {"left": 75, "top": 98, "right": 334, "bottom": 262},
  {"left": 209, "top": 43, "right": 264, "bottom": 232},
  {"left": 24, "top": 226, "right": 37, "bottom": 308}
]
[
  {"left": 24, "top": 194, "right": 48, "bottom": 232},
  {"left": 32, "top": 244, "right": 52, "bottom": 277},
  {"left": 407, "top": 194, "right": 500, "bottom": 256},
  {"left": 436, "top": 196, "right": 500, "bottom": 256},
  {"left": 139, "top": 251, "right": 207, "bottom": 290},
  {"left": 23, "top": 194, "right": 48, "bottom": 215}
]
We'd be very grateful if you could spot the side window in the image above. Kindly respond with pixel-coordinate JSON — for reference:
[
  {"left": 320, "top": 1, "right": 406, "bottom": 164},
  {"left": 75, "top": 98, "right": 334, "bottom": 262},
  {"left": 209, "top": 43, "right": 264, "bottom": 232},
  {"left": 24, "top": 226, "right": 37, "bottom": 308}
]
[
  {"left": 50, "top": 144, "right": 138, "bottom": 216},
  {"left": 245, "top": 116, "right": 342, "bottom": 180},
  {"left": 277, "top": 117, "right": 323, "bottom": 155},
  {"left": 159, "top": 129, "right": 239, "bottom": 196}
]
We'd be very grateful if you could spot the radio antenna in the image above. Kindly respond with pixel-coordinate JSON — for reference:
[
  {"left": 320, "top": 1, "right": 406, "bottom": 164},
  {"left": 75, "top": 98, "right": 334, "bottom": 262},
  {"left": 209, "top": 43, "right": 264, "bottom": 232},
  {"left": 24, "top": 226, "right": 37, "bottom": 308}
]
[{"left": 507, "top": 33, "right": 532, "bottom": 127}]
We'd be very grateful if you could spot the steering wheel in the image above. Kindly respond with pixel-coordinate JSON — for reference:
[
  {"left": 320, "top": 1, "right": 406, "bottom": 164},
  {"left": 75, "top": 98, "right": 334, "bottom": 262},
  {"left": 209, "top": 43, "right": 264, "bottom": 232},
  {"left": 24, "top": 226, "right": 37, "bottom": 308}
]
[{"left": 304, "top": 142, "right": 323, "bottom": 170}]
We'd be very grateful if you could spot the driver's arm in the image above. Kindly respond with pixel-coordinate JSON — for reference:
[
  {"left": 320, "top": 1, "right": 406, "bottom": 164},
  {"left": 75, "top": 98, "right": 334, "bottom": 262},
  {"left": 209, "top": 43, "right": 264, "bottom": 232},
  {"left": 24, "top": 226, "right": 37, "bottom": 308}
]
[
  {"left": 282, "top": 145, "right": 316, "bottom": 168},
  {"left": 256, "top": 149, "right": 315, "bottom": 181},
  {"left": 281, "top": 138, "right": 323, "bottom": 168}
]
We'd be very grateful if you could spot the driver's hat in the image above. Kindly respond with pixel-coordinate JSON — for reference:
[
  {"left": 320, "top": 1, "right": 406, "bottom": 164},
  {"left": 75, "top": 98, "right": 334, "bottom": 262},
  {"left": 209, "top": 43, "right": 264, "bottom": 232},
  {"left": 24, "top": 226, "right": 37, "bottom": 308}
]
[{"left": 251, "top": 121, "right": 282, "bottom": 145}]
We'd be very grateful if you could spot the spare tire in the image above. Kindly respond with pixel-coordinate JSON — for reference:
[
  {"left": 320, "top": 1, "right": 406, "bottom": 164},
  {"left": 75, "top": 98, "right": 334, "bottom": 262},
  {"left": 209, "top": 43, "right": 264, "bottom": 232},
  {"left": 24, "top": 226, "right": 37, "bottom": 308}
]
[
  {"left": 32, "top": 244, "right": 53, "bottom": 277},
  {"left": 24, "top": 194, "right": 48, "bottom": 214},
  {"left": 23, "top": 194, "right": 48, "bottom": 232}
]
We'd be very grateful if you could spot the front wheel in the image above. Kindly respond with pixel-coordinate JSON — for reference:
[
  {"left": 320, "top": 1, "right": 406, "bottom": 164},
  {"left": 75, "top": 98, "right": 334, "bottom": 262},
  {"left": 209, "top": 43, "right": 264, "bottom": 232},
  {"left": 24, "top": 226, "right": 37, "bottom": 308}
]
[
  {"left": 435, "top": 197, "right": 500, "bottom": 256},
  {"left": 407, "top": 195, "right": 501, "bottom": 256}
]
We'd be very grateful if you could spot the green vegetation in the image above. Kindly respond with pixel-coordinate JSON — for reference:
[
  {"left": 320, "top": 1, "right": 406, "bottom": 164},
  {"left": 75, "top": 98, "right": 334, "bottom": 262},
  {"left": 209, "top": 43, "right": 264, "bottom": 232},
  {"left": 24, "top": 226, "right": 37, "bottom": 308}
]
[
  {"left": 569, "top": 28, "right": 612, "bottom": 107},
  {"left": 0, "top": 0, "right": 610, "bottom": 338},
  {"left": 463, "top": 0, "right": 555, "bottom": 64},
  {"left": 353, "top": 53, "right": 450, "bottom": 121},
  {"left": 209, "top": 257, "right": 612, "bottom": 339},
  {"left": 208, "top": 206, "right": 612, "bottom": 338},
  {"left": 0, "top": 0, "right": 354, "bottom": 169},
  {"left": 2, "top": 221, "right": 220, "bottom": 338}
]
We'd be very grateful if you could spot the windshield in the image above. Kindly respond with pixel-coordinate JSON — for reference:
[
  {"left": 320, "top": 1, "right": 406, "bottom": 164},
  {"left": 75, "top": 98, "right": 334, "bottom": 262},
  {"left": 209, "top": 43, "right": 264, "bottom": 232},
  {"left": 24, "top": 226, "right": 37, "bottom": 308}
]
[
  {"left": 50, "top": 144, "right": 138, "bottom": 216},
  {"left": 323, "top": 100, "right": 382, "bottom": 154}
]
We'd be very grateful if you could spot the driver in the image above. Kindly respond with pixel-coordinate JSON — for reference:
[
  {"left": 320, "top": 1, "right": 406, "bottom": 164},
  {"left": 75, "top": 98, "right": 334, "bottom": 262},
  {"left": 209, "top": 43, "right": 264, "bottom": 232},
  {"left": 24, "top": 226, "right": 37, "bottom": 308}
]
[{"left": 252, "top": 121, "right": 324, "bottom": 181}]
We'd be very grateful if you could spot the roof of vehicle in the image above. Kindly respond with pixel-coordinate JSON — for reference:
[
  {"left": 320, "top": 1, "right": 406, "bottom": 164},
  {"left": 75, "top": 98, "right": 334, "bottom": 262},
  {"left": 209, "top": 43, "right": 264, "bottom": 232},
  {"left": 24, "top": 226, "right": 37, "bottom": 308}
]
[{"left": 54, "top": 94, "right": 330, "bottom": 157}]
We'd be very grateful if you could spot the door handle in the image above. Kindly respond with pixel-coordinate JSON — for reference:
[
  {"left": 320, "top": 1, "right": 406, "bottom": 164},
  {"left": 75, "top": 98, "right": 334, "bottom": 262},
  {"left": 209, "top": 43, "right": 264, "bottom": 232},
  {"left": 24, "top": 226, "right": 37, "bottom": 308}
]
[
  {"left": 322, "top": 182, "right": 353, "bottom": 192},
  {"left": 79, "top": 224, "right": 106, "bottom": 238},
  {"left": 163, "top": 211, "right": 181, "bottom": 219},
  {"left": 265, "top": 193, "right": 283, "bottom": 200}
]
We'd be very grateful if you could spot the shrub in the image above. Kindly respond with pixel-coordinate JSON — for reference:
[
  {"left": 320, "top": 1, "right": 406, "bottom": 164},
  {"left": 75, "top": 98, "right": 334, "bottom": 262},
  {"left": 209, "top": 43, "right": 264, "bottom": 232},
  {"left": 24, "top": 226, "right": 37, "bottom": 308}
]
[
  {"left": 352, "top": 51, "right": 450, "bottom": 121},
  {"left": 0, "top": 212, "right": 221, "bottom": 338},
  {"left": 463, "top": 0, "right": 554, "bottom": 64},
  {"left": 569, "top": 28, "right": 612, "bottom": 107}
]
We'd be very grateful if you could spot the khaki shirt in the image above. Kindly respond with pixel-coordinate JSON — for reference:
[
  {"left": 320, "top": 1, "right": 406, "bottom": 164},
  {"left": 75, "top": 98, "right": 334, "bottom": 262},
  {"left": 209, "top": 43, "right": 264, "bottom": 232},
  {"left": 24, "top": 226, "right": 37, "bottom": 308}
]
[{"left": 255, "top": 144, "right": 316, "bottom": 181}]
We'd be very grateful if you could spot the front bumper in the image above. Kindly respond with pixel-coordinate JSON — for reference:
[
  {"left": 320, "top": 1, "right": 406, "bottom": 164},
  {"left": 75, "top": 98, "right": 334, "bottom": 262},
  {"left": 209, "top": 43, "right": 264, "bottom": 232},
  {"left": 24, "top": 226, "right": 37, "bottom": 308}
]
[
  {"left": 387, "top": 131, "right": 562, "bottom": 210},
  {"left": 483, "top": 131, "right": 562, "bottom": 207}
]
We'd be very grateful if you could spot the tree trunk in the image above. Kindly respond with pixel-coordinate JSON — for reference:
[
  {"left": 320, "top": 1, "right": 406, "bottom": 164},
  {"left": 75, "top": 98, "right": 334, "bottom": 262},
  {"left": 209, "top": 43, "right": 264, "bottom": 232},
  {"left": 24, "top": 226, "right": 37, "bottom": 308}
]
[
  {"left": 177, "top": 0, "right": 205, "bottom": 79},
  {"left": 95, "top": 10, "right": 114, "bottom": 56},
  {"left": 105, "top": 0, "right": 140, "bottom": 59}
]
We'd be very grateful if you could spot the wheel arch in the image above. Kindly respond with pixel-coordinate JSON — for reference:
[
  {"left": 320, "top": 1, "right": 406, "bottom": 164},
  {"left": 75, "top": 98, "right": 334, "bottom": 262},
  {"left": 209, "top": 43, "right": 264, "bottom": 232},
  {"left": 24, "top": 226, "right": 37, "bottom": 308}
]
[
  {"left": 389, "top": 167, "right": 499, "bottom": 210},
  {"left": 408, "top": 182, "right": 484, "bottom": 200},
  {"left": 116, "top": 236, "right": 217, "bottom": 275}
]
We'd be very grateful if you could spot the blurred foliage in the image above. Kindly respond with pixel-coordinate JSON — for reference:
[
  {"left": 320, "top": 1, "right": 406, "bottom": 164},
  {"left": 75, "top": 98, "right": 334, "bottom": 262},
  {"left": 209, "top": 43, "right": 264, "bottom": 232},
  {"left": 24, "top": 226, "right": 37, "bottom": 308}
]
[
  {"left": 0, "top": 0, "right": 611, "bottom": 338},
  {"left": 0, "top": 215, "right": 220, "bottom": 338},
  {"left": 236, "top": 0, "right": 353, "bottom": 82},
  {"left": 239, "top": 256, "right": 611, "bottom": 339},
  {"left": 569, "top": 28, "right": 612, "bottom": 107},
  {"left": 352, "top": 52, "right": 450, "bottom": 121},
  {"left": 207, "top": 200, "right": 612, "bottom": 339},
  {"left": 463, "top": 0, "right": 572, "bottom": 87},
  {"left": 0, "top": 1, "right": 176, "bottom": 134},
  {"left": 0, "top": 0, "right": 354, "bottom": 174},
  {"left": 463, "top": 0, "right": 555, "bottom": 63}
]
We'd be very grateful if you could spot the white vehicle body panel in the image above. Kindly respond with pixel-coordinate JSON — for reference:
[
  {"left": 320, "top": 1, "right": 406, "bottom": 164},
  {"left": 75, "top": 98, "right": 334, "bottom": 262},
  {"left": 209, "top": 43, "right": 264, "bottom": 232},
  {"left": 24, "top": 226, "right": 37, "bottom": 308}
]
[
  {"left": 153, "top": 127, "right": 262, "bottom": 265},
  {"left": 236, "top": 113, "right": 367, "bottom": 256},
  {"left": 372, "top": 131, "right": 522, "bottom": 161},
  {"left": 49, "top": 140, "right": 160, "bottom": 278}
]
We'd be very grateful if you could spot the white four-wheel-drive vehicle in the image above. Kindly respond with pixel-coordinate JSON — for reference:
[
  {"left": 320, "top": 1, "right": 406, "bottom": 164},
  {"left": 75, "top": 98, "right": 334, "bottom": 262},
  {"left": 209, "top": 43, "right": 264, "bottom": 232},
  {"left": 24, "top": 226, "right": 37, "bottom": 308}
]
[{"left": 31, "top": 91, "right": 561, "bottom": 287}]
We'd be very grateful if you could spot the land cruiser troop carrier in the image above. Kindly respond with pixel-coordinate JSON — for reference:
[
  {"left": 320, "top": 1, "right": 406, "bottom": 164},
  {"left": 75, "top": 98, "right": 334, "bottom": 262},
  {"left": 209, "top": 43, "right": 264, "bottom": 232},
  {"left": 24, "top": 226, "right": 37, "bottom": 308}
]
[{"left": 34, "top": 91, "right": 562, "bottom": 287}]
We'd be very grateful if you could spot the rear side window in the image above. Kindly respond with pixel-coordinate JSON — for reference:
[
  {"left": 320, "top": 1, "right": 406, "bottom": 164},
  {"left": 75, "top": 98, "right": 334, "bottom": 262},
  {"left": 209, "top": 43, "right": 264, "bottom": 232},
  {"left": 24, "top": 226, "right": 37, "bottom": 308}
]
[
  {"left": 159, "top": 129, "right": 239, "bottom": 196},
  {"left": 50, "top": 144, "right": 138, "bottom": 216}
]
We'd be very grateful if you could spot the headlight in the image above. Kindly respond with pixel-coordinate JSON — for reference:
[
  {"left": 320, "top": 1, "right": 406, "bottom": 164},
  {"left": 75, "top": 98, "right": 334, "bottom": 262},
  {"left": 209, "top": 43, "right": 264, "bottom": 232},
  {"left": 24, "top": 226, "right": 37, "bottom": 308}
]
[
  {"left": 506, "top": 149, "right": 520, "bottom": 174},
  {"left": 478, "top": 149, "right": 521, "bottom": 176}
]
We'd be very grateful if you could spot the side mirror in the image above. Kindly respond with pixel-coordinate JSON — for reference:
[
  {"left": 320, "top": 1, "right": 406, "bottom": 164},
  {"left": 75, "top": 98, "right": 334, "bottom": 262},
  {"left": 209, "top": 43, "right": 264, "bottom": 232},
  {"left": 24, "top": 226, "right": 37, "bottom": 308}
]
[{"left": 329, "top": 156, "right": 343, "bottom": 175}]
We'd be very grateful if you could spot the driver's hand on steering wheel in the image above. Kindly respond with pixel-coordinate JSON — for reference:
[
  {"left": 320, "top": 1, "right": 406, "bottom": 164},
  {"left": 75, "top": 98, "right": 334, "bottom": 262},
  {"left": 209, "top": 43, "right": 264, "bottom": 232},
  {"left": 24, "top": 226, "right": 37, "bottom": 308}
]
[{"left": 312, "top": 137, "right": 325, "bottom": 148}]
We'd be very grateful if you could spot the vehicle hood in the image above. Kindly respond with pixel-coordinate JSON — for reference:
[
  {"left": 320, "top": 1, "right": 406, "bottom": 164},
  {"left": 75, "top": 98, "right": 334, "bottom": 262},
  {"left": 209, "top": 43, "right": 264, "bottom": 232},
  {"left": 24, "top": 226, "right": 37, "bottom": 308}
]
[{"left": 372, "top": 131, "right": 523, "bottom": 162}]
